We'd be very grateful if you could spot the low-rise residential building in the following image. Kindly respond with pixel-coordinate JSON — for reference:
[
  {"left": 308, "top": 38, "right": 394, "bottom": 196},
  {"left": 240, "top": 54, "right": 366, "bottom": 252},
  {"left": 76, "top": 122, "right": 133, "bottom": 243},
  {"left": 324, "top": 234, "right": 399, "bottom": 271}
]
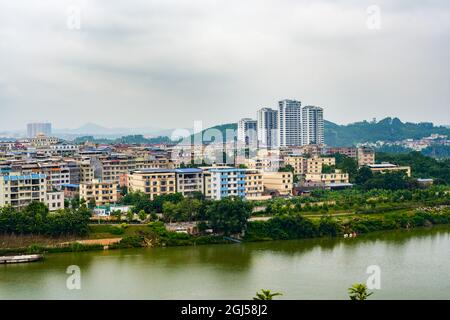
[
  {"left": 306, "top": 156, "right": 335, "bottom": 174},
  {"left": 368, "top": 163, "right": 412, "bottom": 177},
  {"left": 325, "top": 147, "right": 375, "bottom": 167},
  {"left": 78, "top": 159, "right": 96, "bottom": 184},
  {"left": 357, "top": 147, "right": 375, "bottom": 166},
  {"left": 48, "top": 144, "right": 79, "bottom": 156},
  {"left": 2, "top": 160, "right": 73, "bottom": 191},
  {"left": 61, "top": 183, "right": 80, "bottom": 199},
  {"left": 209, "top": 168, "right": 246, "bottom": 200},
  {"left": 284, "top": 155, "right": 335, "bottom": 175},
  {"left": 325, "top": 147, "right": 358, "bottom": 159},
  {"left": 128, "top": 169, "right": 176, "bottom": 200},
  {"left": 174, "top": 168, "right": 204, "bottom": 197},
  {"left": 244, "top": 157, "right": 283, "bottom": 172},
  {"left": 244, "top": 169, "right": 264, "bottom": 200},
  {"left": 202, "top": 170, "right": 213, "bottom": 199},
  {"left": 0, "top": 173, "right": 47, "bottom": 210},
  {"left": 46, "top": 191, "right": 64, "bottom": 211},
  {"left": 283, "top": 155, "right": 307, "bottom": 175},
  {"left": 38, "top": 161, "right": 71, "bottom": 190},
  {"left": 262, "top": 172, "right": 293, "bottom": 196},
  {"left": 304, "top": 169, "right": 349, "bottom": 185},
  {"left": 79, "top": 179, "right": 119, "bottom": 206},
  {"left": 29, "top": 134, "right": 60, "bottom": 147}
]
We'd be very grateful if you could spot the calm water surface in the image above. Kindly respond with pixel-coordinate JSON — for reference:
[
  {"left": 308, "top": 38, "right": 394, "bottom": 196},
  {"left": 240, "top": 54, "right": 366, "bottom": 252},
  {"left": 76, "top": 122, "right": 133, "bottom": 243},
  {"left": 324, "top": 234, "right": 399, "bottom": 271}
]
[{"left": 1, "top": 226, "right": 450, "bottom": 299}]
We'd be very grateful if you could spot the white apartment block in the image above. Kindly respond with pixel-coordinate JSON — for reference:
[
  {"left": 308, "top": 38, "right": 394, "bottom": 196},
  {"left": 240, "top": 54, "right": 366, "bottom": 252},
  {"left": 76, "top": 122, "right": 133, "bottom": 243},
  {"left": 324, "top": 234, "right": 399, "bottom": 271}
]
[
  {"left": 257, "top": 107, "right": 278, "bottom": 148},
  {"left": 237, "top": 118, "right": 258, "bottom": 146},
  {"left": 302, "top": 106, "right": 324, "bottom": 145},
  {"left": 278, "top": 99, "right": 302, "bottom": 147},
  {"left": 27, "top": 123, "right": 52, "bottom": 138}
]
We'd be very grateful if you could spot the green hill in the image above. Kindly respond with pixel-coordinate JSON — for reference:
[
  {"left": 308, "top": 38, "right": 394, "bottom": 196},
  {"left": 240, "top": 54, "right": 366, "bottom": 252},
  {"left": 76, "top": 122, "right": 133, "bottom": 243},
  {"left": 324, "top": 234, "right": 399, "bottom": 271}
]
[
  {"left": 185, "top": 118, "right": 449, "bottom": 147},
  {"left": 187, "top": 123, "right": 238, "bottom": 144},
  {"left": 325, "top": 117, "right": 450, "bottom": 146}
]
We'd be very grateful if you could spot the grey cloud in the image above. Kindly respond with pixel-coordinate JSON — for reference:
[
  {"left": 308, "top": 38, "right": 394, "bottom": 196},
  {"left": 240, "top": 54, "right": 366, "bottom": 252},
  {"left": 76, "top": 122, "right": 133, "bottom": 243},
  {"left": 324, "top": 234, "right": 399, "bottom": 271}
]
[{"left": 0, "top": 0, "right": 449, "bottom": 132}]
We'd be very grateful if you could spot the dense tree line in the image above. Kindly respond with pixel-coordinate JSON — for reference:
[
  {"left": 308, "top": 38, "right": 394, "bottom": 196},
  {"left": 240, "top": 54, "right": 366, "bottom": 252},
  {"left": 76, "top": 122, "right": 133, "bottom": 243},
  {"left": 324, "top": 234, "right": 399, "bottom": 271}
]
[
  {"left": 375, "top": 145, "right": 450, "bottom": 159},
  {"left": 120, "top": 192, "right": 252, "bottom": 236},
  {"left": 329, "top": 152, "right": 448, "bottom": 187},
  {"left": 376, "top": 151, "right": 450, "bottom": 183},
  {"left": 0, "top": 202, "right": 91, "bottom": 236},
  {"left": 262, "top": 187, "right": 450, "bottom": 216},
  {"left": 73, "top": 135, "right": 177, "bottom": 145},
  {"left": 245, "top": 209, "right": 450, "bottom": 241}
]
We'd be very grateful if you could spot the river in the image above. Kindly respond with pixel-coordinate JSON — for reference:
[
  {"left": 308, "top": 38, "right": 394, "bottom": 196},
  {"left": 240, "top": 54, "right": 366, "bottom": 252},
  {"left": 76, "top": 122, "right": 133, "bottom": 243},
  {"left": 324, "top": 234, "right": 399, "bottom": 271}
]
[{"left": 1, "top": 226, "right": 450, "bottom": 299}]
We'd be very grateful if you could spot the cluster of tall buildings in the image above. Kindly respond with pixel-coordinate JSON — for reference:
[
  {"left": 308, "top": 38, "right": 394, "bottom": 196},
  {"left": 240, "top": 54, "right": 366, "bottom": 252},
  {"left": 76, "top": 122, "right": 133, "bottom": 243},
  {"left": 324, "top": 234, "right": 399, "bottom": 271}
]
[{"left": 238, "top": 99, "right": 324, "bottom": 148}]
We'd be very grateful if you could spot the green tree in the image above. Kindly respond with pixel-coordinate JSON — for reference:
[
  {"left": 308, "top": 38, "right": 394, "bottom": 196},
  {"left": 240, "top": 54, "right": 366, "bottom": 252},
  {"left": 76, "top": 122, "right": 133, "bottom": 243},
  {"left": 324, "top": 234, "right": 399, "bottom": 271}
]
[
  {"left": 206, "top": 197, "right": 252, "bottom": 235},
  {"left": 88, "top": 197, "right": 96, "bottom": 209},
  {"left": 138, "top": 210, "right": 147, "bottom": 222},
  {"left": 348, "top": 283, "right": 373, "bottom": 300},
  {"left": 253, "top": 289, "right": 283, "bottom": 300},
  {"left": 355, "top": 166, "right": 373, "bottom": 185},
  {"left": 162, "top": 201, "right": 178, "bottom": 223},
  {"left": 363, "top": 171, "right": 409, "bottom": 190},
  {"left": 111, "top": 210, "right": 122, "bottom": 222},
  {"left": 333, "top": 154, "right": 358, "bottom": 181},
  {"left": 126, "top": 210, "right": 134, "bottom": 222},
  {"left": 279, "top": 165, "right": 299, "bottom": 183}
]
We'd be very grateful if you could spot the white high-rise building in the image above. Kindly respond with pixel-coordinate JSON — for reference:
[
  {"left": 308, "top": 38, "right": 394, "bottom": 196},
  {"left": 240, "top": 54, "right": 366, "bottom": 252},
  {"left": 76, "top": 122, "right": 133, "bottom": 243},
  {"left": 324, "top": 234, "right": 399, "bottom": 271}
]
[
  {"left": 257, "top": 107, "right": 278, "bottom": 148},
  {"left": 237, "top": 118, "right": 257, "bottom": 146},
  {"left": 27, "top": 123, "right": 52, "bottom": 138},
  {"left": 302, "top": 106, "right": 324, "bottom": 145},
  {"left": 277, "top": 99, "right": 302, "bottom": 147}
]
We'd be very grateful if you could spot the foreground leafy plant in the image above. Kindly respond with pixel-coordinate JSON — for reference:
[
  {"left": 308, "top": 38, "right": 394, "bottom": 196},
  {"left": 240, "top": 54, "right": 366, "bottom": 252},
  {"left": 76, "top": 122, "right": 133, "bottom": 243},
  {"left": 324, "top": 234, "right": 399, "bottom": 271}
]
[{"left": 253, "top": 289, "right": 283, "bottom": 300}]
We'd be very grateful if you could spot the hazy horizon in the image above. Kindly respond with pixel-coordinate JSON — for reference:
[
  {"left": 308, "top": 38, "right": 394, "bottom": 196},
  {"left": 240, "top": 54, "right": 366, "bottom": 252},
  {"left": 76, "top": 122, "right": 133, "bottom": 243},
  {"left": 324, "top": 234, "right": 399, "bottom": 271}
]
[{"left": 1, "top": 0, "right": 450, "bottom": 131}]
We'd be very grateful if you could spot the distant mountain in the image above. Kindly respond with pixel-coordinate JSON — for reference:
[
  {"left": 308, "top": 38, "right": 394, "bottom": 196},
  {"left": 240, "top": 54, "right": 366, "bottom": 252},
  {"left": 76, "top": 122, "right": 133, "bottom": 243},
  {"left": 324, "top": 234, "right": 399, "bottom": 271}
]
[
  {"left": 184, "top": 123, "right": 238, "bottom": 144},
  {"left": 54, "top": 123, "right": 179, "bottom": 139},
  {"left": 73, "top": 134, "right": 175, "bottom": 145}
]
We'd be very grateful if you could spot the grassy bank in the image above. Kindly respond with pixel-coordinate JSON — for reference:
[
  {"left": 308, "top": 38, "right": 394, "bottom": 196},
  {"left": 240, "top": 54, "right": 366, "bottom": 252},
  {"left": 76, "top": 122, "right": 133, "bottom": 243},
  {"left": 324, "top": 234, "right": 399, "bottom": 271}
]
[
  {"left": 0, "top": 223, "right": 230, "bottom": 255},
  {"left": 245, "top": 207, "right": 450, "bottom": 241}
]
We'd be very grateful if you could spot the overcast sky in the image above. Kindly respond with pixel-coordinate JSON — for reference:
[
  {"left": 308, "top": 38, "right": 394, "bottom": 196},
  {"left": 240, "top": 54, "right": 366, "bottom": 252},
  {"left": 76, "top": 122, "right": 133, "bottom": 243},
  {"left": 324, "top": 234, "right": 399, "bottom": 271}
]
[{"left": 0, "top": 0, "right": 449, "bottom": 131}]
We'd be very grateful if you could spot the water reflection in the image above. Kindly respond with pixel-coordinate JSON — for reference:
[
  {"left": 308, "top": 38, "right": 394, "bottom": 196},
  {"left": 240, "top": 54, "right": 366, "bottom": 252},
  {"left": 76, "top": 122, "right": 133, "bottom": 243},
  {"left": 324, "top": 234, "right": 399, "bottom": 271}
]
[{"left": 1, "top": 225, "right": 450, "bottom": 299}]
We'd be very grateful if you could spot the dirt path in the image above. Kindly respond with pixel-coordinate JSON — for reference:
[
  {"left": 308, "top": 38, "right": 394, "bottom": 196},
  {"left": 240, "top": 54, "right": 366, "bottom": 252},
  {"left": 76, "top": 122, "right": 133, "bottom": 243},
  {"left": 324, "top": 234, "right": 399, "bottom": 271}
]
[{"left": 62, "top": 238, "right": 123, "bottom": 246}]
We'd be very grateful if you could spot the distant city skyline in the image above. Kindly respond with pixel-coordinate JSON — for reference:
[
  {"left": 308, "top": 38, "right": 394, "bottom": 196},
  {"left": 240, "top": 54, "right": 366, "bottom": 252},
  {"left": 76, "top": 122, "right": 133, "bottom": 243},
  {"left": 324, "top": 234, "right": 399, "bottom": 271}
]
[{"left": 1, "top": 0, "right": 450, "bottom": 131}]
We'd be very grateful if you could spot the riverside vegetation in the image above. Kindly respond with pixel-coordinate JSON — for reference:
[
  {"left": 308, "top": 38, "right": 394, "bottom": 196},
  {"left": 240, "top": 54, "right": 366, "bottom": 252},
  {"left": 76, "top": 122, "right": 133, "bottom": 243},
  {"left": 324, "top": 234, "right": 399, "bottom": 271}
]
[{"left": 1, "top": 185, "right": 449, "bottom": 255}]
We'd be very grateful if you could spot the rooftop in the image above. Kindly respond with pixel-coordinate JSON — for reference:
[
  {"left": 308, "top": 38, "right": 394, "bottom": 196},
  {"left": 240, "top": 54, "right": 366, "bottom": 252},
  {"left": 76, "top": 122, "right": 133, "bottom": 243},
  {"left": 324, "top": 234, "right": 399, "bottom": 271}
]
[
  {"left": 209, "top": 168, "right": 247, "bottom": 173},
  {"left": 368, "top": 163, "right": 398, "bottom": 168},
  {"left": 174, "top": 168, "right": 203, "bottom": 174},
  {"left": 2, "top": 173, "right": 46, "bottom": 181},
  {"left": 131, "top": 168, "right": 175, "bottom": 174}
]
